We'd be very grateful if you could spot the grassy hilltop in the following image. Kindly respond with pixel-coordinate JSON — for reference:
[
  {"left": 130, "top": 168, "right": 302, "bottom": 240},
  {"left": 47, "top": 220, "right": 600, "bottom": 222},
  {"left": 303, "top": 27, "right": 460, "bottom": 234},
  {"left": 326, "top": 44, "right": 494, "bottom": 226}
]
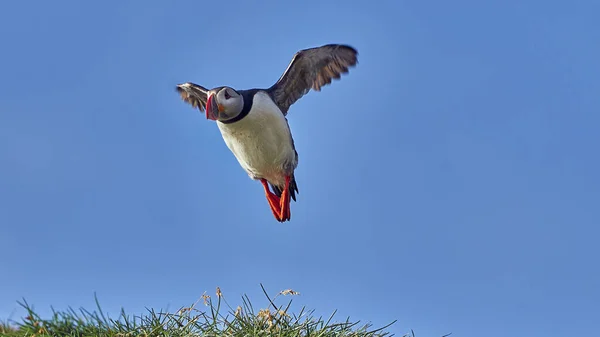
[{"left": 1, "top": 286, "right": 397, "bottom": 337}]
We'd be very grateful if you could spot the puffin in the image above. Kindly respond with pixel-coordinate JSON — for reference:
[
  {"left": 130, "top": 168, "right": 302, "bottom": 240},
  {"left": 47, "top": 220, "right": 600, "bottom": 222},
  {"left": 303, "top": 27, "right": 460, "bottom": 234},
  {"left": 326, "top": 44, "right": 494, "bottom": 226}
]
[{"left": 176, "top": 44, "right": 358, "bottom": 222}]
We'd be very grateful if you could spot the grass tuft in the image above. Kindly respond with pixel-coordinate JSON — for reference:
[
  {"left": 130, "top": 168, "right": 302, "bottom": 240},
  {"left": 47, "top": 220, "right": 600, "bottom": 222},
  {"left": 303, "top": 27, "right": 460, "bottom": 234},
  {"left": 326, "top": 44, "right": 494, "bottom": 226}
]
[{"left": 1, "top": 284, "right": 398, "bottom": 337}]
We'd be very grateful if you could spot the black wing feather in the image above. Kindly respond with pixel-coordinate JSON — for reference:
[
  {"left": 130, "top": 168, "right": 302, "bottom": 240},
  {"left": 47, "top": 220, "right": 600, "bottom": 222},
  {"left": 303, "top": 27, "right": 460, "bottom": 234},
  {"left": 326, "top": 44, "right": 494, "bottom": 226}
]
[
  {"left": 176, "top": 82, "right": 210, "bottom": 113},
  {"left": 267, "top": 44, "right": 358, "bottom": 115}
]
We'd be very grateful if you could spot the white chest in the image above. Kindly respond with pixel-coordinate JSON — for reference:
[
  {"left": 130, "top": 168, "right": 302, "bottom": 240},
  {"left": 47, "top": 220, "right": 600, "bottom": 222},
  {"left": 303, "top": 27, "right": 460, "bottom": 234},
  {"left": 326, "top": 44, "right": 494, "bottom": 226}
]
[{"left": 216, "top": 92, "right": 297, "bottom": 184}]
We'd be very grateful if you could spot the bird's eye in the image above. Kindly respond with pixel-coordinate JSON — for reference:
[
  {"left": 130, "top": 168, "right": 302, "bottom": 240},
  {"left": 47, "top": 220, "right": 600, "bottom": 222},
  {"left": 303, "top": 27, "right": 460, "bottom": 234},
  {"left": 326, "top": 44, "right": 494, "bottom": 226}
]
[{"left": 224, "top": 90, "right": 231, "bottom": 100}]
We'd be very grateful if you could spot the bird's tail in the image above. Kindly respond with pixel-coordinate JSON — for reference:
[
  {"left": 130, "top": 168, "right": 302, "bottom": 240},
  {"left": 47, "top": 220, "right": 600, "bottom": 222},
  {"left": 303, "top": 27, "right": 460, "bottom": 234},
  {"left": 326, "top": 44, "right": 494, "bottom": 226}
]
[{"left": 271, "top": 174, "right": 299, "bottom": 202}]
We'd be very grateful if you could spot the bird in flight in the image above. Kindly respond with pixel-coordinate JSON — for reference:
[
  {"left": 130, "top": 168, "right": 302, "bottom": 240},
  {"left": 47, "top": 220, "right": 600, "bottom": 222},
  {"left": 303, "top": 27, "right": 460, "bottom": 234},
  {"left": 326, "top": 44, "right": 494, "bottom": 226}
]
[{"left": 176, "top": 44, "right": 358, "bottom": 222}]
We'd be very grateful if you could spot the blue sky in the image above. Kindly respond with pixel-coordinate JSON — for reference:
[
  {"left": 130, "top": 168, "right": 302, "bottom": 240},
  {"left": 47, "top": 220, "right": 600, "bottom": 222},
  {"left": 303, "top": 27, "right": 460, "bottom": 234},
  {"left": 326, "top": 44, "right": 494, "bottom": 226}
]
[{"left": 1, "top": 1, "right": 599, "bottom": 336}]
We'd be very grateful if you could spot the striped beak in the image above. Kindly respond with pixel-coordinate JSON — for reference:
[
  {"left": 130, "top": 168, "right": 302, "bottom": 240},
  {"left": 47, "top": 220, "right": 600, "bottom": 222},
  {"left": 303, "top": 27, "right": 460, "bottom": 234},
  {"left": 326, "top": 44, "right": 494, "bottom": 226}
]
[{"left": 205, "top": 94, "right": 219, "bottom": 121}]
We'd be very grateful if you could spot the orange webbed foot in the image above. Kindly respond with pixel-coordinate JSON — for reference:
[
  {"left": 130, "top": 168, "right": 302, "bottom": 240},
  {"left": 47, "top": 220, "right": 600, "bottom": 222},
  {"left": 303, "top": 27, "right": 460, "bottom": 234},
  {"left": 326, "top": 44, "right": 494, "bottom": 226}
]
[
  {"left": 261, "top": 179, "right": 282, "bottom": 220},
  {"left": 261, "top": 177, "right": 291, "bottom": 222},
  {"left": 278, "top": 176, "right": 291, "bottom": 222}
]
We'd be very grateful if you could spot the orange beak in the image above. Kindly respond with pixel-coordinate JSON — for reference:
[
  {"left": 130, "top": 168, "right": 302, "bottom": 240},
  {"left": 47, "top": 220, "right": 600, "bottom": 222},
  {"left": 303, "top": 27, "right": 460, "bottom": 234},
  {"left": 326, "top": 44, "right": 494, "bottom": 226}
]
[{"left": 206, "top": 94, "right": 219, "bottom": 121}]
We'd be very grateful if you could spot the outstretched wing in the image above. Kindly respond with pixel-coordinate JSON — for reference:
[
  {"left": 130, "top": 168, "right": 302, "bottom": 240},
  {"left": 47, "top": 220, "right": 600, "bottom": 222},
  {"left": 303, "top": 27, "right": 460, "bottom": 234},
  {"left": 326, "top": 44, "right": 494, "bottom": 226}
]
[
  {"left": 267, "top": 44, "right": 358, "bottom": 115},
  {"left": 176, "top": 82, "right": 210, "bottom": 112}
]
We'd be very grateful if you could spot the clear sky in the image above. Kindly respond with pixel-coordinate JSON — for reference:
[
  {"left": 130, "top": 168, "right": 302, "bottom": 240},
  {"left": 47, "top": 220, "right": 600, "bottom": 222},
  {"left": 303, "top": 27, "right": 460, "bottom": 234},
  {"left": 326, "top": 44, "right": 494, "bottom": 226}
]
[{"left": 1, "top": 1, "right": 599, "bottom": 336}]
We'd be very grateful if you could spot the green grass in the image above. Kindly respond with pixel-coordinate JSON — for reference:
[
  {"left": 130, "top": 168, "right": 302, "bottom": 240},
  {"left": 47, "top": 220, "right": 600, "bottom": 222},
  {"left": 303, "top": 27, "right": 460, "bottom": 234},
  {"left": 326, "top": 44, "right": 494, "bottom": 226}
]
[{"left": 1, "top": 285, "right": 398, "bottom": 337}]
